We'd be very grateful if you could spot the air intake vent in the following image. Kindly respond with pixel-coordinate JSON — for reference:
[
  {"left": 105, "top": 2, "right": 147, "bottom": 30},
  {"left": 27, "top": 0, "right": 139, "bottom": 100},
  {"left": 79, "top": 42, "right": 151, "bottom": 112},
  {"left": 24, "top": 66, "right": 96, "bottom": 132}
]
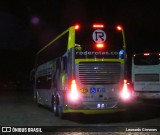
[{"left": 79, "top": 62, "right": 121, "bottom": 84}]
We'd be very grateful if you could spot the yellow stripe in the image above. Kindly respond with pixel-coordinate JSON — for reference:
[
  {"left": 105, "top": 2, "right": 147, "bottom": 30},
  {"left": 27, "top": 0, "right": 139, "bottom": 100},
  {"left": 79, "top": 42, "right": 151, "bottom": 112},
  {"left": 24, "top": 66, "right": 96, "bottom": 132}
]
[
  {"left": 75, "top": 58, "right": 124, "bottom": 64},
  {"left": 67, "top": 26, "right": 75, "bottom": 50},
  {"left": 63, "top": 109, "right": 125, "bottom": 114}
]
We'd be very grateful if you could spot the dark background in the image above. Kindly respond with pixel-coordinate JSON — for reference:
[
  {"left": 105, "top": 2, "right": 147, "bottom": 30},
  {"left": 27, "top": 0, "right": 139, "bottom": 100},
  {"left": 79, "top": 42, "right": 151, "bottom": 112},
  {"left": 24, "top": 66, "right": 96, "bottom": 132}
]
[{"left": 0, "top": 0, "right": 159, "bottom": 88}]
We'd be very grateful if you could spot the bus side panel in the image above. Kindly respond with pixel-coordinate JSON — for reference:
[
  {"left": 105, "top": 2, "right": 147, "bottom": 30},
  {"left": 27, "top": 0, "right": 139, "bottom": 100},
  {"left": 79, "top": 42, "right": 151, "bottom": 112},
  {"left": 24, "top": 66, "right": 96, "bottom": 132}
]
[{"left": 35, "top": 60, "right": 56, "bottom": 107}]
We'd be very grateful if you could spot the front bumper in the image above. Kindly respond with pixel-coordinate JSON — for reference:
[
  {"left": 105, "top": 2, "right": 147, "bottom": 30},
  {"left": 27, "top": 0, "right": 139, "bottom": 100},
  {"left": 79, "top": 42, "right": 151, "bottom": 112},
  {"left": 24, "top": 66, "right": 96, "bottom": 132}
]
[
  {"left": 63, "top": 100, "right": 126, "bottom": 114},
  {"left": 133, "top": 91, "right": 160, "bottom": 99},
  {"left": 63, "top": 108, "right": 126, "bottom": 114}
]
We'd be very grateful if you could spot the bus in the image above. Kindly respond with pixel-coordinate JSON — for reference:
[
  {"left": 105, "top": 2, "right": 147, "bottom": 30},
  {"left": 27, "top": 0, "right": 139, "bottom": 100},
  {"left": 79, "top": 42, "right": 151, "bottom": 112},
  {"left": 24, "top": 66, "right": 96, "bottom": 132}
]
[
  {"left": 132, "top": 53, "right": 160, "bottom": 99},
  {"left": 34, "top": 23, "right": 131, "bottom": 118}
]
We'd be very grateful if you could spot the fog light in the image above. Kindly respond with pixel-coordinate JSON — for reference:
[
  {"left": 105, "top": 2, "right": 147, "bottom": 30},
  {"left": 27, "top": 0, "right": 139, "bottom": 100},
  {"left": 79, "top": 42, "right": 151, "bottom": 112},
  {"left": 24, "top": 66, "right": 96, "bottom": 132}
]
[
  {"left": 101, "top": 104, "right": 105, "bottom": 108},
  {"left": 97, "top": 104, "right": 101, "bottom": 108}
]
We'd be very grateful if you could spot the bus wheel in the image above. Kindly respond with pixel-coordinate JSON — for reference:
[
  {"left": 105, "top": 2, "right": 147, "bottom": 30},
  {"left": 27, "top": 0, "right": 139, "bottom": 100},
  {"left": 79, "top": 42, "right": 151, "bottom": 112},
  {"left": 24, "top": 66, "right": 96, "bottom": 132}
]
[
  {"left": 54, "top": 96, "right": 59, "bottom": 117},
  {"left": 36, "top": 92, "right": 40, "bottom": 106},
  {"left": 58, "top": 106, "right": 66, "bottom": 119},
  {"left": 51, "top": 96, "right": 54, "bottom": 112}
]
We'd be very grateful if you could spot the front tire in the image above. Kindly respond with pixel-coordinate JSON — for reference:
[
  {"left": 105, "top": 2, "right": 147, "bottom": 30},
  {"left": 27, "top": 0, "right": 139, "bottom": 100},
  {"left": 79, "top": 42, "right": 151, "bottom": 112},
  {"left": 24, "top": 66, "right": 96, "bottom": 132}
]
[
  {"left": 58, "top": 105, "right": 66, "bottom": 119},
  {"left": 54, "top": 96, "right": 66, "bottom": 119},
  {"left": 36, "top": 92, "right": 40, "bottom": 106},
  {"left": 54, "top": 96, "right": 59, "bottom": 117}
]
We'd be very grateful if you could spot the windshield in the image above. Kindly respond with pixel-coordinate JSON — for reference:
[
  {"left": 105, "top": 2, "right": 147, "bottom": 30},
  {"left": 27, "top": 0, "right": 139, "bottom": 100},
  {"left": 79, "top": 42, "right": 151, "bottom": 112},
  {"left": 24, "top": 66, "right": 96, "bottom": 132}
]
[
  {"left": 134, "top": 54, "right": 160, "bottom": 65},
  {"left": 75, "top": 26, "right": 124, "bottom": 59}
]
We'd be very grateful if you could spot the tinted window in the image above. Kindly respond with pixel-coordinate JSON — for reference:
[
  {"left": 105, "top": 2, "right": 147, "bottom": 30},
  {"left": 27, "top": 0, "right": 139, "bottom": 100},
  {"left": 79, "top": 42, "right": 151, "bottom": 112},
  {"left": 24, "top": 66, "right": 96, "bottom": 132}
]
[
  {"left": 75, "top": 26, "right": 124, "bottom": 59},
  {"left": 36, "top": 32, "right": 69, "bottom": 65},
  {"left": 36, "top": 75, "right": 51, "bottom": 89},
  {"left": 134, "top": 54, "right": 160, "bottom": 65}
]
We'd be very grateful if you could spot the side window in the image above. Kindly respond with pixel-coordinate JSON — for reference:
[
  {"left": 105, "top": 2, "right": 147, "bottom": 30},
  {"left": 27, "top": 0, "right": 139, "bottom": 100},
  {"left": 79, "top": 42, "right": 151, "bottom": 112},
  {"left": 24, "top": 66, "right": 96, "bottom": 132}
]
[
  {"left": 56, "top": 58, "right": 61, "bottom": 76},
  {"left": 37, "top": 32, "right": 69, "bottom": 65},
  {"left": 36, "top": 75, "right": 51, "bottom": 89},
  {"left": 62, "top": 56, "right": 67, "bottom": 71}
]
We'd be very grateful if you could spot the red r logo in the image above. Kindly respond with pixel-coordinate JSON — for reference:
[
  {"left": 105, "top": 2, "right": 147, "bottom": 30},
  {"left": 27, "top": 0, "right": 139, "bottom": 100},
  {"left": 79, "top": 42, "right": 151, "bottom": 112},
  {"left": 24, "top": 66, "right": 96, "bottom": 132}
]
[{"left": 92, "top": 30, "right": 106, "bottom": 43}]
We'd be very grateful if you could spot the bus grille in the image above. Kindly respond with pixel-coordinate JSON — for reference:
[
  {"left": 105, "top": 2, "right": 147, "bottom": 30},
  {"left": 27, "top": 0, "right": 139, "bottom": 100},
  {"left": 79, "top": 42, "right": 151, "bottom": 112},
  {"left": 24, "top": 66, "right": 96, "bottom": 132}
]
[
  {"left": 135, "top": 74, "right": 159, "bottom": 82},
  {"left": 79, "top": 62, "right": 121, "bottom": 84}
]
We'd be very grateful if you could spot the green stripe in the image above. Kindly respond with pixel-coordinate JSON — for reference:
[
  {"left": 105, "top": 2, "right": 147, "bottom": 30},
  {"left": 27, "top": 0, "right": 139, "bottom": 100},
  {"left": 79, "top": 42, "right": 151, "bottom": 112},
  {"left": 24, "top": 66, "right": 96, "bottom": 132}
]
[
  {"left": 75, "top": 59, "right": 124, "bottom": 64},
  {"left": 63, "top": 109, "right": 126, "bottom": 114}
]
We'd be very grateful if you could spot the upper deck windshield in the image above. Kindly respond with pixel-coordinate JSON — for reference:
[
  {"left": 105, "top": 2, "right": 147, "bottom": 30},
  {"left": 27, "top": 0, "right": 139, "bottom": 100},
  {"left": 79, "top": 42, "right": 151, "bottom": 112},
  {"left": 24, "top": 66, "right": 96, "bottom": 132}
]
[
  {"left": 134, "top": 54, "right": 160, "bottom": 65},
  {"left": 75, "top": 26, "right": 124, "bottom": 59}
]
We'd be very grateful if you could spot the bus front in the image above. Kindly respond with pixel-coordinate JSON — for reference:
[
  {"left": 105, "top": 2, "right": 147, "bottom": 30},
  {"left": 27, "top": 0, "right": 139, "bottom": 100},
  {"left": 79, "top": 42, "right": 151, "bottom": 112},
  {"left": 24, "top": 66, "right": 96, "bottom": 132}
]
[
  {"left": 132, "top": 53, "right": 160, "bottom": 99},
  {"left": 66, "top": 24, "right": 131, "bottom": 114}
]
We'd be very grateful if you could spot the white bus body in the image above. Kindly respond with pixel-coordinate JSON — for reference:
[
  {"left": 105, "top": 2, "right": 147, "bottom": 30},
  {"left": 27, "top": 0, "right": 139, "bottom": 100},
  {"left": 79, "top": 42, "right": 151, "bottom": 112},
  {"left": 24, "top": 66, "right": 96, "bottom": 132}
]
[{"left": 132, "top": 53, "right": 160, "bottom": 99}]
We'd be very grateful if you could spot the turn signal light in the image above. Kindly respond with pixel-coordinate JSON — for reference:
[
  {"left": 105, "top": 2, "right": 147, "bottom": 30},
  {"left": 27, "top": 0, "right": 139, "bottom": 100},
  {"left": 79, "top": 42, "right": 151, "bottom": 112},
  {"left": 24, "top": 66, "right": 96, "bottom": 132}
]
[
  {"left": 120, "top": 80, "right": 130, "bottom": 100},
  {"left": 69, "top": 80, "right": 79, "bottom": 101}
]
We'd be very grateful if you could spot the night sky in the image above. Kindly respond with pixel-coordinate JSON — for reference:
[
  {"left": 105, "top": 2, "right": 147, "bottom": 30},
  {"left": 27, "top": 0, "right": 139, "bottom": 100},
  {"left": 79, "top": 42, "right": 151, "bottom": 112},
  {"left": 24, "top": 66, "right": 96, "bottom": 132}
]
[{"left": 0, "top": 0, "right": 160, "bottom": 83}]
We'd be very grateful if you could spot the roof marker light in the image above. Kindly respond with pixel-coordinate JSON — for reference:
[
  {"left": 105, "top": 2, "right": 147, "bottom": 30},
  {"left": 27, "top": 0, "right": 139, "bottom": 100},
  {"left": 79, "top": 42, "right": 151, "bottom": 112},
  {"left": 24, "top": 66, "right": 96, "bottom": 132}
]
[
  {"left": 93, "top": 24, "right": 104, "bottom": 28},
  {"left": 74, "top": 25, "right": 80, "bottom": 30},
  {"left": 144, "top": 53, "right": 150, "bottom": 56},
  {"left": 116, "top": 25, "right": 123, "bottom": 31},
  {"left": 96, "top": 43, "right": 104, "bottom": 49}
]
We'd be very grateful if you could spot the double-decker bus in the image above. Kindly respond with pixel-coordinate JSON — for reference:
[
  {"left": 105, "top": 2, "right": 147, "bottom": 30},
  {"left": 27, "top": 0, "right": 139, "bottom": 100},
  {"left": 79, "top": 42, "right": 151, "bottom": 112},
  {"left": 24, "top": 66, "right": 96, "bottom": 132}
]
[
  {"left": 132, "top": 53, "right": 160, "bottom": 99},
  {"left": 34, "top": 23, "right": 131, "bottom": 118}
]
